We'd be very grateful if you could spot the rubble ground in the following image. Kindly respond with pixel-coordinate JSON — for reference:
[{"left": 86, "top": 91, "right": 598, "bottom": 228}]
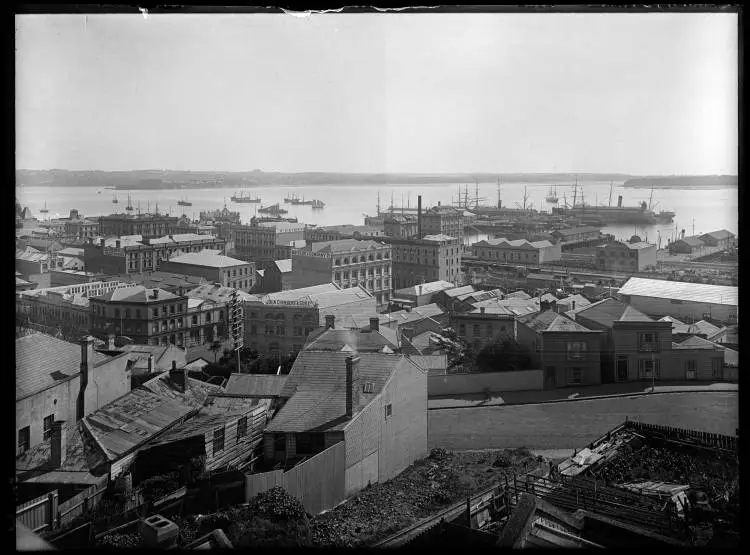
[{"left": 309, "top": 447, "right": 539, "bottom": 547}]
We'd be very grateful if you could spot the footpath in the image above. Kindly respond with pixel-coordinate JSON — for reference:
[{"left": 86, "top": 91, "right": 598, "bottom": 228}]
[{"left": 428, "top": 381, "right": 738, "bottom": 410}]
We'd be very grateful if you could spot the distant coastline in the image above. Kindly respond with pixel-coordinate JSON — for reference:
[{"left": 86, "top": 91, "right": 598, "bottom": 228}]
[{"left": 622, "top": 175, "right": 737, "bottom": 189}]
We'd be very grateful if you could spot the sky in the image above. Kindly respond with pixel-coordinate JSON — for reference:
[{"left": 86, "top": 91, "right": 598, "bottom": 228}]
[{"left": 15, "top": 12, "right": 738, "bottom": 174}]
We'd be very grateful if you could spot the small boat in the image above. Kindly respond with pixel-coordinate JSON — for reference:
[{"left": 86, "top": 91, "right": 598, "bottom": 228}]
[
  {"left": 97, "top": 190, "right": 102, "bottom": 194},
  {"left": 258, "top": 203, "right": 288, "bottom": 215},
  {"left": 231, "top": 190, "right": 261, "bottom": 203},
  {"left": 284, "top": 193, "right": 299, "bottom": 204},
  {"left": 125, "top": 193, "right": 134, "bottom": 211},
  {"left": 39, "top": 201, "right": 49, "bottom": 214},
  {"left": 545, "top": 185, "right": 559, "bottom": 204},
  {"left": 112, "top": 192, "right": 119, "bottom": 204},
  {"left": 311, "top": 199, "right": 325, "bottom": 209},
  {"left": 177, "top": 197, "right": 192, "bottom": 207}
]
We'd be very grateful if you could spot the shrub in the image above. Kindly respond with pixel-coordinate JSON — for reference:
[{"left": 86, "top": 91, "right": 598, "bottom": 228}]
[{"left": 248, "top": 487, "right": 307, "bottom": 522}]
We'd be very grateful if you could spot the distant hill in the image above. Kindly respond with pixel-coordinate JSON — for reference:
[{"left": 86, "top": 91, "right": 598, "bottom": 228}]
[
  {"left": 623, "top": 175, "right": 737, "bottom": 189},
  {"left": 16, "top": 170, "right": 636, "bottom": 189}
]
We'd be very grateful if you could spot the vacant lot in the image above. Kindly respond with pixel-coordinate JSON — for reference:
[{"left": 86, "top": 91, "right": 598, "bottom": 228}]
[{"left": 428, "top": 392, "right": 738, "bottom": 451}]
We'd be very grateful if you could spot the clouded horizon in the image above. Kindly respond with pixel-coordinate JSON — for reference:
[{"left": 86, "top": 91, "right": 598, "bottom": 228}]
[{"left": 15, "top": 13, "right": 738, "bottom": 175}]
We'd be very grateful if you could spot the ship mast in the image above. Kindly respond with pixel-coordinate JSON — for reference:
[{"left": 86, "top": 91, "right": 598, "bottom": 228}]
[
  {"left": 608, "top": 181, "right": 613, "bottom": 207},
  {"left": 497, "top": 176, "right": 502, "bottom": 208}
]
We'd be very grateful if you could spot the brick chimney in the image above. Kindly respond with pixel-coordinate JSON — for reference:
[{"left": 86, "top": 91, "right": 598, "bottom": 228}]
[
  {"left": 345, "top": 356, "right": 361, "bottom": 418},
  {"left": 50, "top": 421, "right": 67, "bottom": 468},
  {"left": 77, "top": 336, "right": 94, "bottom": 420},
  {"left": 480, "top": 307, "right": 486, "bottom": 314},
  {"left": 107, "top": 333, "right": 116, "bottom": 350},
  {"left": 572, "top": 300, "right": 576, "bottom": 310},
  {"left": 147, "top": 354, "right": 154, "bottom": 374},
  {"left": 100, "top": 238, "right": 105, "bottom": 247},
  {"left": 418, "top": 284, "right": 423, "bottom": 296},
  {"left": 169, "top": 360, "right": 186, "bottom": 392},
  {"left": 325, "top": 314, "right": 335, "bottom": 330},
  {"left": 369, "top": 317, "right": 379, "bottom": 332},
  {"left": 152, "top": 289, "right": 159, "bottom": 299},
  {"left": 116, "top": 239, "right": 121, "bottom": 249}
]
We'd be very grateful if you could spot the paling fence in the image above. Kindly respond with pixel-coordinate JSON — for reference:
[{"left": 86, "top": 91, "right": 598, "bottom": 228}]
[
  {"left": 16, "top": 484, "right": 107, "bottom": 534},
  {"left": 245, "top": 441, "right": 346, "bottom": 515}
]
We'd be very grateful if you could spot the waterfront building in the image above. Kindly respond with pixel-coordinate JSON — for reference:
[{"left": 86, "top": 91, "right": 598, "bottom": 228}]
[
  {"left": 290, "top": 239, "right": 393, "bottom": 307},
  {"left": 383, "top": 234, "right": 462, "bottom": 290},
  {"left": 472, "top": 237, "right": 562, "bottom": 265},
  {"left": 698, "top": 229, "right": 735, "bottom": 249},
  {"left": 231, "top": 222, "right": 306, "bottom": 270},
  {"left": 98, "top": 213, "right": 179, "bottom": 239},
  {"left": 82, "top": 234, "right": 226, "bottom": 275},
  {"left": 383, "top": 214, "right": 419, "bottom": 238},
  {"left": 243, "top": 283, "right": 377, "bottom": 359},
  {"left": 304, "top": 225, "right": 384, "bottom": 244},
  {"left": 159, "top": 251, "right": 255, "bottom": 291},
  {"left": 668, "top": 236, "right": 705, "bottom": 255},
  {"left": 594, "top": 240, "right": 657, "bottom": 272},
  {"left": 421, "top": 205, "right": 464, "bottom": 244}
]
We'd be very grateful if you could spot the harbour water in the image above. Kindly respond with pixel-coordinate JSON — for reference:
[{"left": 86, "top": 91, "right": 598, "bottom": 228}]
[{"left": 17, "top": 180, "right": 738, "bottom": 247}]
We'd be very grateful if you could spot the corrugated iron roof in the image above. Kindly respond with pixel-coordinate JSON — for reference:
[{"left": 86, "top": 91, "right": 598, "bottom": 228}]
[
  {"left": 700, "top": 229, "right": 734, "bottom": 241},
  {"left": 618, "top": 277, "right": 738, "bottom": 306},
  {"left": 224, "top": 374, "right": 288, "bottom": 397},
  {"left": 394, "top": 280, "right": 455, "bottom": 297},
  {"left": 274, "top": 259, "right": 293, "bottom": 273},
  {"left": 303, "top": 328, "right": 398, "bottom": 353},
  {"left": 379, "top": 303, "right": 445, "bottom": 325},
  {"left": 311, "top": 238, "right": 385, "bottom": 253},
  {"left": 442, "top": 285, "right": 476, "bottom": 298},
  {"left": 167, "top": 252, "right": 246, "bottom": 268},
  {"left": 15, "top": 421, "right": 108, "bottom": 475}
]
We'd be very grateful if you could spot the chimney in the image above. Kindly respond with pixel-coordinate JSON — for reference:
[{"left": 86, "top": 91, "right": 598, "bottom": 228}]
[
  {"left": 169, "top": 360, "right": 186, "bottom": 392},
  {"left": 417, "top": 195, "right": 422, "bottom": 239},
  {"left": 369, "top": 317, "right": 380, "bottom": 332},
  {"left": 617, "top": 195, "right": 623, "bottom": 208},
  {"left": 107, "top": 333, "right": 116, "bottom": 350},
  {"left": 116, "top": 240, "right": 121, "bottom": 249},
  {"left": 147, "top": 354, "right": 154, "bottom": 374},
  {"left": 572, "top": 300, "right": 576, "bottom": 310},
  {"left": 325, "top": 314, "right": 335, "bottom": 330},
  {"left": 50, "top": 421, "right": 67, "bottom": 468},
  {"left": 152, "top": 289, "right": 159, "bottom": 299},
  {"left": 480, "top": 307, "right": 485, "bottom": 314},
  {"left": 345, "top": 356, "right": 361, "bottom": 418},
  {"left": 418, "top": 285, "right": 423, "bottom": 296},
  {"left": 100, "top": 238, "right": 105, "bottom": 247},
  {"left": 77, "top": 336, "right": 94, "bottom": 420}
]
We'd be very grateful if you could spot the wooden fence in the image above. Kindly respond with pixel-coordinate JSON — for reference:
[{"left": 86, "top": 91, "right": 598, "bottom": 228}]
[
  {"left": 58, "top": 485, "right": 107, "bottom": 528},
  {"left": 623, "top": 419, "right": 738, "bottom": 452},
  {"left": 16, "top": 491, "right": 57, "bottom": 533},
  {"left": 245, "top": 441, "right": 346, "bottom": 515}
]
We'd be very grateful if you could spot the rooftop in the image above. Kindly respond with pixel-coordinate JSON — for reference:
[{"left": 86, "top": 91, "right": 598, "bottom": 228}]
[
  {"left": 421, "top": 233, "right": 457, "bottom": 242},
  {"left": 394, "top": 280, "right": 455, "bottom": 297},
  {"left": 259, "top": 283, "right": 339, "bottom": 303},
  {"left": 441, "top": 285, "right": 476, "bottom": 298},
  {"left": 675, "top": 236, "right": 705, "bottom": 247},
  {"left": 477, "top": 237, "right": 554, "bottom": 249},
  {"left": 568, "top": 297, "right": 655, "bottom": 328},
  {"left": 672, "top": 335, "right": 724, "bottom": 350},
  {"left": 16, "top": 334, "right": 109, "bottom": 401},
  {"left": 274, "top": 259, "right": 293, "bottom": 273},
  {"left": 224, "top": 374, "right": 288, "bottom": 397},
  {"left": 311, "top": 238, "right": 386, "bottom": 253},
  {"left": 303, "top": 328, "right": 399, "bottom": 354},
  {"left": 700, "top": 229, "right": 734, "bottom": 240},
  {"left": 97, "top": 285, "right": 181, "bottom": 303},
  {"left": 166, "top": 251, "right": 246, "bottom": 268},
  {"left": 618, "top": 277, "right": 738, "bottom": 306},
  {"left": 625, "top": 241, "right": 655, "bottom": 250}
]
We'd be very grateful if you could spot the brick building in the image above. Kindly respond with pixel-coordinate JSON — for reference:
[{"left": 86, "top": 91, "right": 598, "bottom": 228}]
[
  {"left": 159, "top": 251, "right": 255, "bottom": 291},
  {"left": 231, "top": 222, "right": 306, "bottom": 270},
  {"left": 384, "top": 234, "right": 462, "bottom": 291},
  {"left": 304, "top": 225, "right": 384, "bottom": 244},
  {"left": 472, "top": 237, "right": 562, "bottom": 265},
  {"left": 290, "top": 239, "right": 393, "bottom": 308},
  {"left": 452, "top": 306, "right": 517, "bottom": 353},
  {"left": 98, "top": 213, "right": 179, "bottom": 239},
  {"left": 383, "top": 214, "right": 419, "bottom": 239},
  {"left": 594, "top": 241, "right": 657, "bottom": 272},
  {"left": 421, "top": 206, "right": 464, "bottom": 244},
  {"left": 698, "top": 229, "right": 735, "bottom": 249}
]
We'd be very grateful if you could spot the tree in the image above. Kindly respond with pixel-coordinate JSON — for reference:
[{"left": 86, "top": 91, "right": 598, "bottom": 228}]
[
  {"left": 433, "top": 327, "right": 474, "bottom": 370},
  {"left": 475, "top": 337, "right": 533, "bottom": 373},
  {"left": 209, "top": 340, "right": 223, "bottom": 363}
]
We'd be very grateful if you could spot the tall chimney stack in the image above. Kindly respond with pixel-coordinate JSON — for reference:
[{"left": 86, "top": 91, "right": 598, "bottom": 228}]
[
  {"left": 50, "top": 421, "right": 67, "bottom": 468},
  {"left": 147, "top": 354, "right": 154, "bottom": 374},
  {"left": 417, "top": 195, "right": 422, "bottom": 239},
  {"left": 325, "top": 314, "right": 335, "bottom": 330},
  {"left": 369, "top": 317, "right": 379, "bottom": 332},
  {"left": 77, "top": 336, "right": 94, "bottom": 420},
  {"left": 107, "top": 333, "right": 116, "bottom": 351},
  {"left": 345, "top": 356, "right": 361, "bottom": 418},
  {"left": 169, "top": 360, "right": 186, "bottom": 392}
]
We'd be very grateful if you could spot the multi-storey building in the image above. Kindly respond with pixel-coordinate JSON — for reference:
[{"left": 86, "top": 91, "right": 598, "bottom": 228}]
[
  {"left": 304, "top": 225, "right": 384, "bottom": 244},
  {"left": 82, "top": 234, "right": 226, "bottom": 275},
  {"left": 98, "top": 213, "right": 179, "bottom": 239},
  {"left": 159, "top": 252, "right": 256, "bottom": 291},
  {"left": 452, "top": 305, "right": 517, "bottom": 353},
  {"left": 383, "top": 214, "right": 419, "bottom": 238},
  {"left": 472, "top": 237, "right": 562, "bottom": 265},
  {"left": 290, "top": 239, "right": 393, "bottom": 307},
  {"left": 383, "top": 234, "right": 462, "bottom": 290},
  {"left": 231, "top": 222, "right": 306, "bottom": 270},
  {"left": 421, "top": 206, "right": 464, "bottom": 244},
  {"left": 594, "top": 240, "right": 657, "bottom": 272},
  {"left": 199, "top": 206, "right": 242, "bottom": 225},
  {"left": 173, "top": 217, "right": 218, "bottom": 236},
  {"left": 65, "top": 217, "right": 99, "bottom": 241},
  {"left": 184, "top": 284, "right": 249, "bottom": 348},
  {"left": 243, "top": 283, "right": 377, "bottom": 359}
]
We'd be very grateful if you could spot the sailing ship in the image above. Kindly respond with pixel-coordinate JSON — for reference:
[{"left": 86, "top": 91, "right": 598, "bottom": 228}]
[
  {"left": 310, "top": 199, "right": 325, "bottom": 209},
  {"left": 545, "top": 185, "right": 559, "bottom": 203},
  {"left": 258, "top": 203, "right": 288, "bottom": 215},
  {"left": 231, "top": 190, "right": 261, "bottom": 203},
  {"left": 177, "top": 197, "right": 192, "bottom": 207},
  {"left": 112, "top": 192, "right": 119, "bottom": 204},
  {"left": 125, "top": 193, "right": 134, "bottom": 211},
  {"left": 553, "top": 184, "right": 675, "bottom": 224},
  {"left": 285, "top": 193, "right": 326, "bottom": 208},
  {"left": 39, "top": 201, "right": 49, "bottom": 214},
  {"left": 284, "top": 193, "right": 299, "bottom": 204}
]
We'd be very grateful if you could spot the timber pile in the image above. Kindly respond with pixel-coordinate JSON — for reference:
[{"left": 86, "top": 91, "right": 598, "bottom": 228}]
[{"left": 308, "top": 448, "right": 539, "bottom": 547}]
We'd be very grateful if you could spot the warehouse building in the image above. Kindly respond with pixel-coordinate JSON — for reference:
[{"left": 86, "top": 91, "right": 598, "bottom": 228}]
[{"left": 617, "top": 277, "right": 737, "bottom": 325}]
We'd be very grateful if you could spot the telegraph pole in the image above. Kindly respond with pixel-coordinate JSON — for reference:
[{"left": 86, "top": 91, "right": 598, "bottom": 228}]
[{"left": 229, "top": 288, "right": 244, "bottom": 372}]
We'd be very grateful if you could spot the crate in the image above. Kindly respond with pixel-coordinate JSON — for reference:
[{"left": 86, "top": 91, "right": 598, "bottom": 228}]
[{"left": 139, "top": 514, "right": 179, "bottom": 548}]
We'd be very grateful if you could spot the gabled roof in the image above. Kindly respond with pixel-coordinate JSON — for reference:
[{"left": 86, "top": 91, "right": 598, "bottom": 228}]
[
  {"left": 675, "top": 236, "right": 704, "bottom": 247},
  {"left": 394, "top": 280, "right": 455, "bottom": 297},
  {"left": 568, "top": 297, "right": 628, "bottom": 328},
  {"left": 625, "top": 241, "right": 654, "bottom": 250},
  {"left": 16, "top": 421, "right": 108, "bottom": 476},
  {"left": 380, "top": 304, "right": 446, "bottom": 325},
  {"left": 140, "top": 372, "right": 221, "bottom": 409},
  {"left": 274, "top": 259, "right": 293, "bottom": 273},
  {"left": 260, "top": 283, "right": 339, "bottom": 303},
  {"left": 187, "top": 283, "right": 252, "bottom": 303},
  {"left": 314, "top": 286, "right": 373, "bottom": 308},
  {"left": 477, "top": 237, "right": 553, "bottom": 249},
  {"left": 700, "top": 229, "right": 734, "bottom": 241},
  {"left": 224, "top": 374, "right": 288, "bottom": 397},
  {"left": 672, "top": 335, "right": 723, "bottom": 350},
  {"left": 617, "top": 305, "right": 654, "bottom": 323},
  {"left": 442, "top": 285, "right": 476, "bottom": 298},
  {"left": 421, "top": 234, "right": 457, "bottom": 242},
  {"left": 303, "top": 327, "right": 399, "bottom": 353},
  {"left": 545, "top": 314, "right": 600, "bottom": 332},
  {"left": 505, "top": 290, "right": 532, "bottom": 300},
  {"left": 167, "top": 251, "right": 246, "bottom": 268},
  {"left": 518, "top": 310, "right": 559, "bottom": 332},
  {"left": 618, "top": 277, "right": 738, "bottom": 306},
  {"left": 16, "top": 334, "right": 109, "bottom": 401},
  {"left": 146, "top": 411, "right": 248, "bottom": 447},
  {"left": 556, "top": 294, "right": 590, "bottom": 310},
  {"left": 266, "top": 352, "right": 411, "bottom": 433}
]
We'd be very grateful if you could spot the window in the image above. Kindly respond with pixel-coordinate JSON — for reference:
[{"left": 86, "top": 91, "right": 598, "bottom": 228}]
[
  {"left": 712, "top": 358, "right": 723, "bottom": 378},
  {"left": 486, "top": 324, "right": 493, "bottom": 338},
  {"left": 686, "top": 360, "right": 697, "bottom": 372},
  {"left": 472, "top": 324, "right": 480, "bottom": 336},
  {"left": 638, "top": 333, "right": 659, "bottom": 352},
  {"left": 43, "top": 415, "right": 55, "bottom": 440},
  {"left": 363, "top": 382, "right": 374, "bottom": 394},
  {"left": 213, "top": 427, "right": 225, "bottom": 454},
  {"left": 206, "top": 312, "right": 212, "bottom": 323},
  {"left": 567, "top": 342, "right": 587, "bottom": 361},
  {"left": 567, "top": 367, "right": 583, "bottom": 385},
  {"left": 237, "top": 417, "right": 248, "bottom": 442},
  {"left": 638, "top": 359, "right": 661, "bottom": 380},
  {"left": 384, "top": 403, "right": 393, "bottom": 419},
  {"left": 136, "top": 309, "right": 142, "bottom": 319},
  {"left": 153, "top": 308, "right": 159, "bottom": 318},
  {"left": 124, "top": 308, "right": 131, "bottom": 318},
  {"left": 276, "top": 326, "right": 286, "bottom": 336},
  {"left": 114, "top": 308, "right": 121, "bottom": 318},
  {"left": 18, "top": 426, "right": 30, "bottom": 455}
]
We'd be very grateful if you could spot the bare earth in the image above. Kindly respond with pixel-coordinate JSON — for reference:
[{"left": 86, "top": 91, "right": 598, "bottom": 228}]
[{"left": 427, "top": 392, "right": 738, "bottom": 451}]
